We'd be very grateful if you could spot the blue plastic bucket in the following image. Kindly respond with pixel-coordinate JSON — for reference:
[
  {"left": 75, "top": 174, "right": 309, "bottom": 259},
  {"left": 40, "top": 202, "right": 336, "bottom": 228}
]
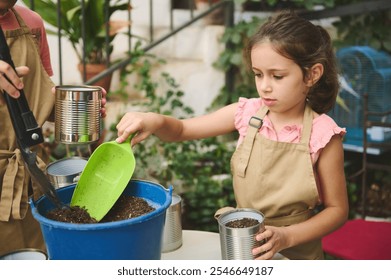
[{"left": 31, "top": 179, "right": 172, "bottom": 260}]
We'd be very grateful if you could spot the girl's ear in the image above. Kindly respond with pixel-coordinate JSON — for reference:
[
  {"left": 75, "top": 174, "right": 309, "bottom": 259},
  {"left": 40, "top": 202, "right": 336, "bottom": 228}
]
[{"left": 305, "top": 63, "right": 324, "bottom": 87}]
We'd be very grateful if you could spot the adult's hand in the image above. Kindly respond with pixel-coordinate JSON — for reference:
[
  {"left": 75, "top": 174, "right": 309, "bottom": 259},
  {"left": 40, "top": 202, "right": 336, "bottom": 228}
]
[
  {"left": 0, "top": 61, "right": 29, "bottom": 101},
  {"left": 100, "top": 87, "right": 107, "bottom": 118}
]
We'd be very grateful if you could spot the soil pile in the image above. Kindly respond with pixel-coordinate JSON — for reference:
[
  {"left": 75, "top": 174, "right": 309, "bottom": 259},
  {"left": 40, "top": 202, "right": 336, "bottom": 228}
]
[
  {"left": 225, "top": 218, "right": 259, "bottom": 228},
  {"left": 46, "top": 194, "right": 155, "bottom": 223}
]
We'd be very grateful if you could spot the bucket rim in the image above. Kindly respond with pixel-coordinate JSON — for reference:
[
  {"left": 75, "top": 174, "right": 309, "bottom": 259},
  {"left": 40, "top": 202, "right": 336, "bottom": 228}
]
[{"left": 30, "top": 179, "right": 173, "bottom": 230}]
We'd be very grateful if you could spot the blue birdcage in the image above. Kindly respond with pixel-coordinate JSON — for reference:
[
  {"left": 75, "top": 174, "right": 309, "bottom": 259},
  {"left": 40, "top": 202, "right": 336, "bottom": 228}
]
[{"left": 329, "top": 46, "right": 391, "bottom": 146}]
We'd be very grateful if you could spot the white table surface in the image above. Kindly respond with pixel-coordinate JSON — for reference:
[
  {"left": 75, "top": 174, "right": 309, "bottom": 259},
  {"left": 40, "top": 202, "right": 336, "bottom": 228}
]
[{"left": 161, "top": 230, "right": 286, "bottom": 260}]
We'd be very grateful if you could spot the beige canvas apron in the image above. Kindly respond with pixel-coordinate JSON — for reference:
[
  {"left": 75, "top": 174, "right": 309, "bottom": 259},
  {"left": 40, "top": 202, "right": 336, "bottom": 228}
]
[
  {"left": 0, "top": 8, "right": 54, "bottom": 255},
  {"left": 231, "top": 104, "right": 324, "bottom": 260}
]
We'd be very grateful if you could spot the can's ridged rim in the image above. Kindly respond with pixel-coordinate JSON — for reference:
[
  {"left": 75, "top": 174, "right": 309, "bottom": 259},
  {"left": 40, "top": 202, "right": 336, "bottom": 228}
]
[
  {"left": 170, "top": 194, "right": 181, "bottom": 206},
  {"left": 55, "top": 85, "right": 102, "bottom": 92},
  {"left": 218, "top": 208, "right": 265, "bottom": 232},
  {"left": 0, "top": 248, "right": 48, "bottom": 260},
  {"left": 46, "top": 157, "right": 87, "bottom": 176}
]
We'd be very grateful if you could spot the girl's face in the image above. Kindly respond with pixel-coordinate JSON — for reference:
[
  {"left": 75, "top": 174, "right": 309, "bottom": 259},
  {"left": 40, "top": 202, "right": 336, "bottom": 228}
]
[
  {"left": 0, "top": 1, "right": 17, "bottom": 15},
  {"left": 251, "top": 42, "right": 309, "bottom": 115}
]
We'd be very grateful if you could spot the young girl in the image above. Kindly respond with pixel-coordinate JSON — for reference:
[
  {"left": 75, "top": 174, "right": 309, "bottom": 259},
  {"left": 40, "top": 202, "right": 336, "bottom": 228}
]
[{"left": 116, "top": 11, "right": 349, "bottom": 260}]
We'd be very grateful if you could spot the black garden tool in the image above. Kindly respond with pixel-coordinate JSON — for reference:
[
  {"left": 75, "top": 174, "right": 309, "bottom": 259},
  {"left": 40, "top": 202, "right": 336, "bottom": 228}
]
[{"left": 0, "top": 26, "right": 64, "bottom": 209}]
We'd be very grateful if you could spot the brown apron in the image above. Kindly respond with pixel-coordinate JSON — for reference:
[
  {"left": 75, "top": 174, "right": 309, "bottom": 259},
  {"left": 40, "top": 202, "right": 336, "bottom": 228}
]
[
  {"left": 0, "top": 8, "right": 54, "bottom": 255},
  {"left": 230, "top": 104, "right": 323, "bottom": 260}
]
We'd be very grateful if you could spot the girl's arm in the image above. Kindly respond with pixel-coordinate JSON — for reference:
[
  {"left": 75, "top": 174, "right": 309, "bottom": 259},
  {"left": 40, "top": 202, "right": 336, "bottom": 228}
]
[
  {"left": 253, "top": 135, "right": 349, "bottom": 259},
  {"left": 116, "top": 103, "right": 238, "bottom": 145}
]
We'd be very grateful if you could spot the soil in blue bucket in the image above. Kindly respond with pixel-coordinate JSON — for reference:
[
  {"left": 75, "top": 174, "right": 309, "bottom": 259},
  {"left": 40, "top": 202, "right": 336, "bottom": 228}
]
[
  {"left": 46, "top": 194, "right": 155, "bottom": 223},
  {"left": 32, "top": 181, "right": 172, "bottom": 260}
]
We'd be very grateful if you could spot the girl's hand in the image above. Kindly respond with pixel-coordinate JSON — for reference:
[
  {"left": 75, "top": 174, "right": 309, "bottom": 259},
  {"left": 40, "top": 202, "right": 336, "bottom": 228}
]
[
  {"left": 116, "top": 112, "right": 162, "bottom": 145},
  {"left": 0, "top": 61, "right": 29, "bottom": 100},
  {"left": 252, "top": 226, "right": 289, "bottom": 260}
]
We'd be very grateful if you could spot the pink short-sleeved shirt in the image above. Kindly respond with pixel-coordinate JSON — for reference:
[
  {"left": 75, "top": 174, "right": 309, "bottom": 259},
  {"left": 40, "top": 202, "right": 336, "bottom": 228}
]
[{"left": 234, "top": 97, "right": 346, "bottom": 164}]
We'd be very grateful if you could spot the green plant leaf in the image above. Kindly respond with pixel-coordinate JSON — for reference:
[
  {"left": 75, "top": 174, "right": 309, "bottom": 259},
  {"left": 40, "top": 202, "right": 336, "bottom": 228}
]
[{"left": 24, "top": 0, "right": 130, "bottom": 64}]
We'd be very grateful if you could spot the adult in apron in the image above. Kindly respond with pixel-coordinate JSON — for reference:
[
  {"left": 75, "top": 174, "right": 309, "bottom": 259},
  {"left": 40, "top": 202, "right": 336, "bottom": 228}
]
[
  {"left": 231, "top": 104, "right": 323, "bottom": 260},
  {"left": 0, "top": 8, "right": 54, "bottom": 255}
]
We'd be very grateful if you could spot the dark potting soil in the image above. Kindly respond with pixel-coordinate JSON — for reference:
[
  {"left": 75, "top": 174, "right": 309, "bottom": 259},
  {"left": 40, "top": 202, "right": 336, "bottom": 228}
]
[
  {"left": 46, "top": 205, "right": 97, "bottom": 223},
  {"left": 225, "top": 218, "right": 259, "bottom": 228},
  {"left": 46, "top": 194, "right": 155, "bottom": 224}
]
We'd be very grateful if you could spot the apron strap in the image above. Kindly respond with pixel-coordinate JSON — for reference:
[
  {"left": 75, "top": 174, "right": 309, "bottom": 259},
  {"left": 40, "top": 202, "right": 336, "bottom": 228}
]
[
  {"left": 3, "top": 8, "right": 31, "bottom": 39},
  {"left": 0, "top": 148, "right": 46, "bottom": 221},
  {"left": 236, "top": 106, "right": 269, "bottom": 178},
  {"left": 11, "top": 8, "right": 29, "bottom": 29},
  {"left": 300, "top": 104, "right": 313, "bottom": 145},
  {"left": 236, "top": 104, "right": 314, "bottom": 178},
  {"left": 0, "top": 150, "right": 28, "bottom": 221}
]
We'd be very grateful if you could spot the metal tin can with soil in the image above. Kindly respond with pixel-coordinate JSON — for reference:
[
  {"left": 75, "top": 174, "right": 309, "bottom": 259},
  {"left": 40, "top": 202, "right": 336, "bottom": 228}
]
[{"left": 217, "top": 208, "right": 266, "bottom": 260}]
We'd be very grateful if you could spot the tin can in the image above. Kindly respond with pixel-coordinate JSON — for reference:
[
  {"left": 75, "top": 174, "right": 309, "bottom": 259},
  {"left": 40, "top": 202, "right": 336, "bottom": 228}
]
[
  {"left": 161, "top": 194, "right": 183, "bottom": 252},
  {"left": 46, "top": 157, "right": 87, "bottom": 189},
  {"left": 217, "top": 208, "right": 265, "bottom": 260},
  {"left": 55, "top": 85, "right": 102, "bottom": 144}
]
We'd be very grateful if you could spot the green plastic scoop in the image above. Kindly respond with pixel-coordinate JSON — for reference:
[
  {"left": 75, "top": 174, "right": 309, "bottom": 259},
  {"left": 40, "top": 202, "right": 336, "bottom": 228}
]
[{"left": 70, "top": 137, "right": 135, "bottom": 221}]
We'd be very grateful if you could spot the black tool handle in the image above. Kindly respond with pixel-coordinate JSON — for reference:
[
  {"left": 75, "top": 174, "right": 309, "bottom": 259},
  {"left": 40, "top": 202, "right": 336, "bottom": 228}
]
[{"left": 0, "top": 25, "right": 43, "bottom": 147}]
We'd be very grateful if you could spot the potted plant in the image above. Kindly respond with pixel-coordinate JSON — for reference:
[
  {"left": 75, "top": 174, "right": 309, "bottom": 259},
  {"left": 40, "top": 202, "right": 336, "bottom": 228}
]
[
  {"left": 23, "top": 0, "right": 131, "bottom": 90},
  {"left": 194, "top": 0, "right": 225, "bottom": 25}
]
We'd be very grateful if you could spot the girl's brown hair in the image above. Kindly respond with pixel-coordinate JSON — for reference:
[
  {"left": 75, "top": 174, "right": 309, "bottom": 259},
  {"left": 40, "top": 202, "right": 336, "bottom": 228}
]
[{"left": 244, "top": 11, "right": 339, "bottom": 114}]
